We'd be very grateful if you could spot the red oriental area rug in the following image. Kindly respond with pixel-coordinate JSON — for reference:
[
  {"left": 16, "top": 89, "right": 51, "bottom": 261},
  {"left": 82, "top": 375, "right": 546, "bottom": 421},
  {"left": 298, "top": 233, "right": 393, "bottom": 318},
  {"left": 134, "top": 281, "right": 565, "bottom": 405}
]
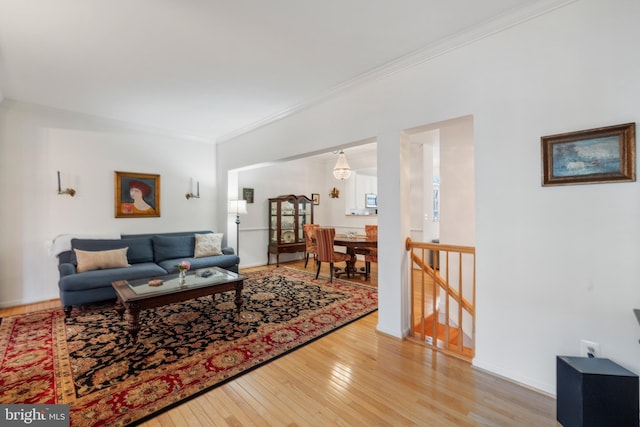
[{"left": 0, "top": 268, "right": 377, "bottom": 426}]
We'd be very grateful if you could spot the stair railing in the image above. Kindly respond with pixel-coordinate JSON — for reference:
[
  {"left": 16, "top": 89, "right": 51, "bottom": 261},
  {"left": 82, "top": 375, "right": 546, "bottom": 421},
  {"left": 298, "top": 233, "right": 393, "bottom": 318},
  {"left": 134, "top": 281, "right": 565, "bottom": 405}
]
[{"left": 405, "top": 238, "right": 476, "bottom": 361}]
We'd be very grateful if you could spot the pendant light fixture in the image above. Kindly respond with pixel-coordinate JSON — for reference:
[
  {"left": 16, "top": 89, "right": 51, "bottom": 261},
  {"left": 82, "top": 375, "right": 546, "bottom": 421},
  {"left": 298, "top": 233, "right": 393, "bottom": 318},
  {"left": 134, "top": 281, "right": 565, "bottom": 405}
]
[{"left": 333, "top": 150, "right": 351, "bottom": 180}]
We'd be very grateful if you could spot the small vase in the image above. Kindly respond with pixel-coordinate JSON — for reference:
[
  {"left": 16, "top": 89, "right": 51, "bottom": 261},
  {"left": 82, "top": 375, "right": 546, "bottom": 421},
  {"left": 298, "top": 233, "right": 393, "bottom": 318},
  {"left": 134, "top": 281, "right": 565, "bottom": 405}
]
[{"left": 179, "top": 270, "right": 186, "bottom": 285}]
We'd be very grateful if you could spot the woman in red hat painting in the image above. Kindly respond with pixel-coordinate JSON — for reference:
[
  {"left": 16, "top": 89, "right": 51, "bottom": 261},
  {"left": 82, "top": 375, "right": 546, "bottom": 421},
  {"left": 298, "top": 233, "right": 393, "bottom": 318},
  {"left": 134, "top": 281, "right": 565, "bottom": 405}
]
[{"left": 121, "top": 180, "right": 156, "bottom": 214}]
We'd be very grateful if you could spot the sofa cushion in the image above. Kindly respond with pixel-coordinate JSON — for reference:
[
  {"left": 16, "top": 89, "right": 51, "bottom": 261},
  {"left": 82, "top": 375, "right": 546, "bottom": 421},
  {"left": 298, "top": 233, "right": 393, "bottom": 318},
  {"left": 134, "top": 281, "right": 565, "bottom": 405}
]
[
  {"left": 59, "top": 262, "right": 168, "bottom": 292},
  {"left": 194, "top": 233, "right": 223, "bottom": 257},
  {"left": 157, "top": 254, "right": 239, "bottom": 273},
  {"left": 74, "top": 248, "right": 131, "bottom": 273},
  {"left": 71, "top": 237, "right": 154, "bottom": 264},
  {"left": 153, "top": 234, "right": 195, "bottom": 262}
]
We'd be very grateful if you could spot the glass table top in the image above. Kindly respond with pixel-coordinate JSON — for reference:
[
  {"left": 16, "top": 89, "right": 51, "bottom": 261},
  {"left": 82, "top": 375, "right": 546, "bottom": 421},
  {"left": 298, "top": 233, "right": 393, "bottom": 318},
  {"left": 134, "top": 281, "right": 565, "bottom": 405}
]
[{"left": 125, "top": 267, "right": 243, "bottom": 295}]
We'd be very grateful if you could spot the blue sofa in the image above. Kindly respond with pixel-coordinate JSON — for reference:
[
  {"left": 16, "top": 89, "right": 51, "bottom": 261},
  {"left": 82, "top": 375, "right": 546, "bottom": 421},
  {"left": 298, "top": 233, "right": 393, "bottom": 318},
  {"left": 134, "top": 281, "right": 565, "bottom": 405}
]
[{"left": 57, "top": 231, "right": 239, "bottom": 316}]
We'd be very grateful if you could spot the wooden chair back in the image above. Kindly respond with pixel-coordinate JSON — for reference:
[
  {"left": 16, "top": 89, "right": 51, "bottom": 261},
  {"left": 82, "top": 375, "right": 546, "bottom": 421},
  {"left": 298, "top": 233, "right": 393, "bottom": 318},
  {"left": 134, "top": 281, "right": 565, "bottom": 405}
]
[
  {"left": 315, "top": 227, "right": 337, "bottom": 263},
  {"left": 362, "top": 225, "right": 378, "bottom": 278},
  {"left": 365, "top": 225, "right": 378, "bottom": 239},
  {"left": 315, "top": 227, "right": 351, "bottom": 282},
  {"left": 303, "top": 224, "right": 319, "bottom": 253}
]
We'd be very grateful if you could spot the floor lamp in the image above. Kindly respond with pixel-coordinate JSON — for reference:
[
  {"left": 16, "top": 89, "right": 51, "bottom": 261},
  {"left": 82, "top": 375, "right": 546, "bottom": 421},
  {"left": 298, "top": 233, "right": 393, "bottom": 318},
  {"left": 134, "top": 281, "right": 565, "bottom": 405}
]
[{"left": 228, "top": 200, "right": 247, "bottom": 256}]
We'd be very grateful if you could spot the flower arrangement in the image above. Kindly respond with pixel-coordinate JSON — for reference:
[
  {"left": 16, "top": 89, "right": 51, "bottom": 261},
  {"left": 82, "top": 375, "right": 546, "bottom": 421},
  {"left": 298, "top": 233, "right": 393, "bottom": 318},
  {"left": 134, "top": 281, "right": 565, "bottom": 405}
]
[
  {"left": 176, "top": 261, "right": 190, "bottom": 285},
  {"left": 175, "top": 261, "right": 191, "bottom": 272}
]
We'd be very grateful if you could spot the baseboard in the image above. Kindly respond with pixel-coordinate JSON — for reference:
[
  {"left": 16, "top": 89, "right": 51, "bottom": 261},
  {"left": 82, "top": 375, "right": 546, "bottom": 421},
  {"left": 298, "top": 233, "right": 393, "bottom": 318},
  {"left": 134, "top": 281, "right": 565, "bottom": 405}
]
[
  {"left": 471, "top": 364, "right": 556, "bottom": 399},
  {"left": 0, "top": 297, "right": 60, "bottom": 309}
]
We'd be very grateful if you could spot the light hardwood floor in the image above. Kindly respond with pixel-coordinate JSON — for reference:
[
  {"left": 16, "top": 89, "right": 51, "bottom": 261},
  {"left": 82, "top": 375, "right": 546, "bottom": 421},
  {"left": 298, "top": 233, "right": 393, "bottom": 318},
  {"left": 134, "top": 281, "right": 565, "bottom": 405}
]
[{"left": 0, "top": 260, "right": 558, "bottom": 426}]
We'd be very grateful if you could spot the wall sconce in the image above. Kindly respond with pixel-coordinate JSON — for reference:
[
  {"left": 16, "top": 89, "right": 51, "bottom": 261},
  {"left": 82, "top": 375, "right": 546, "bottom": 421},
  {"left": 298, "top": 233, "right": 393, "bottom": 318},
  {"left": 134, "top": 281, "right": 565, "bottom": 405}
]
[
  {"left": 329, "top": 187, "right": 340, "bottom": 198},
  {"left": 185, "top": 179, "right": 200, "bottom": 199},
  {"left": 57, "top": 171, "right": 76, "bottom": 197}
]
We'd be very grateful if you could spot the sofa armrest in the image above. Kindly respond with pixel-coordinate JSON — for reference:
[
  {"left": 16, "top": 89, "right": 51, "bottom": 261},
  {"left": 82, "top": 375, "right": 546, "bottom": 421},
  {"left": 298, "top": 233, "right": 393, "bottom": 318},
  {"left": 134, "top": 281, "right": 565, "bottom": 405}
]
[
  {"left": 58, "top": 262, "right": 77, "bottom": 277},
  {"left": 221, "top": 247, "right": 235, "bottom": 255}
]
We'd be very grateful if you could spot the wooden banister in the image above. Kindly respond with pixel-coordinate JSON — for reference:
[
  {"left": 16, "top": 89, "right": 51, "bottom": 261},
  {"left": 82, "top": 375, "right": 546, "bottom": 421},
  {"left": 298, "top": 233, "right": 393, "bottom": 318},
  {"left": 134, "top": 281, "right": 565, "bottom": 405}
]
[
  {"left": 409, "top": 252, "right": 474, "bottom": 314},
  {"left": 406, "top": 237, "right": 476, "bottom": 361}
]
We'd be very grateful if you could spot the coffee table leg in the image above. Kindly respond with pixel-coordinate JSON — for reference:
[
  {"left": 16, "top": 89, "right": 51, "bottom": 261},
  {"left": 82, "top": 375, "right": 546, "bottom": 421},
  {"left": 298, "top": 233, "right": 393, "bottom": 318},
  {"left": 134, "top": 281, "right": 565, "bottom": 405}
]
[
  {"left": 234, "top": 282, "right": 243, "bottom": 314},
  {"left": 114, "top": 298, "right": 125, "bottom": 318},
  {"left": 123, "top": 302, "right": 141, "bottom": 343}
]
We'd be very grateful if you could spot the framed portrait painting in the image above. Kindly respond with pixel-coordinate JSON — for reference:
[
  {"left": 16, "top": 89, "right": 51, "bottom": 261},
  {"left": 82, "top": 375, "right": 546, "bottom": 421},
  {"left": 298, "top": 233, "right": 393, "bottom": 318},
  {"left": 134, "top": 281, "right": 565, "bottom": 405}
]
[
  {"left": 115, "top": 171, "right": 160, "bottom": 218},
  {"left": 242, "top": 187, "right": 254, "bottom": 204},
  {"left": 541, "top": 122, "right": 635, "bottom": 186}
]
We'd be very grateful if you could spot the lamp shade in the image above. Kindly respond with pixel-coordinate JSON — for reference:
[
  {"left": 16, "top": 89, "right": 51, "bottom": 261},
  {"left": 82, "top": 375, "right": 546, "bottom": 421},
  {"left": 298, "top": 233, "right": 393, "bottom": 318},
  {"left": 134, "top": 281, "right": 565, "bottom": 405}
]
[
  {"left": 333, "top": 150, "right": 351, "bottom": 180},
  {"left": 228, "top": 200, "right": 247, "bottom": 215}
]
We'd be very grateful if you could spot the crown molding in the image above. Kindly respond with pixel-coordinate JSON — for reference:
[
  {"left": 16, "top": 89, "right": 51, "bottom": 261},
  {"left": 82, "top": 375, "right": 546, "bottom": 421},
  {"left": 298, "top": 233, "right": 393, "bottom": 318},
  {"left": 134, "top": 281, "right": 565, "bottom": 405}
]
[
  {"left": 218, "top": 0, "right": 577, "bottom": 143},
  {"left": 1, "top": 98, "right": 212, "bottom": 143}
]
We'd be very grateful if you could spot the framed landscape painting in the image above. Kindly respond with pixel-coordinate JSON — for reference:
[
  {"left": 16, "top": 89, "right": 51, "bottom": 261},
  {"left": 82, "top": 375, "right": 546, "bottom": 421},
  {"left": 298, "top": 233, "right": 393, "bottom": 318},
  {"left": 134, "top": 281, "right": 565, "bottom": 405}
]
[
  {"left": 541, "top": 122, "right": 635, "bottom": 186},
  {"left": 115, "top": 171, "right": 161, "bottom": 218}
]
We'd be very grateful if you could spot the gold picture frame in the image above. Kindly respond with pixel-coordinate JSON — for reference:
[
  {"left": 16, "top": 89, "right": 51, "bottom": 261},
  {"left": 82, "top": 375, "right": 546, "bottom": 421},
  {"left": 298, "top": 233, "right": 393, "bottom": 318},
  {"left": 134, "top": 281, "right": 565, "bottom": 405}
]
[
  {"left": 115, "top": 171, "right": 160, "bottom": 218},
  {"left": 541, "top": 123, "right": 635, "bottom": 186}
]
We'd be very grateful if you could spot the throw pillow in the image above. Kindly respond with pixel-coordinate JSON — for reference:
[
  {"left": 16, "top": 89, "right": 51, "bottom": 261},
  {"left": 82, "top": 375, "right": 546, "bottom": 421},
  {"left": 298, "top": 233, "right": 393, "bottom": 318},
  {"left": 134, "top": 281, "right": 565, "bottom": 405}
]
[
  {"left": 71, "top": 237, "right": 153, "bottom": 264},
  {"left": 74, "top": 247, "right": 130, "bottom": 273},
  {"left": 194, "top": 233, "right": 223, "bottom": 258}
]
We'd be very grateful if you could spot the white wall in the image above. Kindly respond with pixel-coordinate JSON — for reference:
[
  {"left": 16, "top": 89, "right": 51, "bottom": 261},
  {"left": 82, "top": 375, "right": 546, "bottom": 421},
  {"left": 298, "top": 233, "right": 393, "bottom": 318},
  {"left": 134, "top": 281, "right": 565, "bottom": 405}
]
[
  {"left": 438, "top": 118, "right": 475, "bottom": 247},
  {"left": 409, "top": 129, "right": 439, "bottom": 243},
  {"left": 216, "top": 0, "right": 640, "bottom": 394},
  {"left": 0, "top": 101, "right": 218, "bottom": 307},
  {"left": 324, "top": 149, "right": 378, "bottom": 229},
  {"left": 233, "top": 157, "right": 324, "bottom": 267},
  {"left": 233, "top": 149, "right": 378, "bottom": 268}
]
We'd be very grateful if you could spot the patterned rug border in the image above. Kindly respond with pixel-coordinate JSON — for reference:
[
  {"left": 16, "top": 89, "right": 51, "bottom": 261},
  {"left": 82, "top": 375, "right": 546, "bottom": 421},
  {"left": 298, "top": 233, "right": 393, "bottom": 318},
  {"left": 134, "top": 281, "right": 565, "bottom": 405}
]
[
  {"left": 279, "top": 265, "right": 378, "bottom": 288},
  {"left": 132, "top": 267, "right": 378, "bottom": 426},
  {"left": 134, "top": 284, "right": 376, "bottom": 426},
  {"left": 0, "top": 267, "right": 378, "bottom": 426}
]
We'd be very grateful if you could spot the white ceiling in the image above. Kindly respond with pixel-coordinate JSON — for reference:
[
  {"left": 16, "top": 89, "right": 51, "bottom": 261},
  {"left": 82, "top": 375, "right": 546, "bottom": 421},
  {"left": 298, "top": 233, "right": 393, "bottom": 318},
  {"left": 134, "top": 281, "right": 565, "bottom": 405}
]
[{"left": 0, "top": 0, "right": 567, "bottom": 142}]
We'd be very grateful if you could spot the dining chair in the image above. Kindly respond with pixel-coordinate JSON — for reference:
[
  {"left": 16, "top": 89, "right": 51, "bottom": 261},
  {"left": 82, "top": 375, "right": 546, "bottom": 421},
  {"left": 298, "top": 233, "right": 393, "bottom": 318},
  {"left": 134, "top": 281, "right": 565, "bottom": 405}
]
[
  {"left": 303, "top": 224, "right": 319, "bottom": 268},
  {"left": 315, "top": 227, "right": 351, "bottom": 282},
  {"left": 357, "top": 225, "right": 378, "bottom": 280}
]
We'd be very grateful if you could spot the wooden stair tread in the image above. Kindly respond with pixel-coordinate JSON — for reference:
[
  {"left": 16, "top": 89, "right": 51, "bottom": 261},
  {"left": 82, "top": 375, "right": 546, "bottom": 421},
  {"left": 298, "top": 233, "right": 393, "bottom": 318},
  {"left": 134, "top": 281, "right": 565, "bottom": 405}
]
[{"left": 417, "top": 314, "right": 473, "bottom": 357}]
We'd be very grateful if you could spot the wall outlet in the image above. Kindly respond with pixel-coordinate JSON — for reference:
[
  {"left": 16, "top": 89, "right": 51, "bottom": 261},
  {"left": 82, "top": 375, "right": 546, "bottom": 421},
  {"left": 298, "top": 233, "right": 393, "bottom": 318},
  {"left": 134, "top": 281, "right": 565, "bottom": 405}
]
[{"left": 580, "top": 340, "right": 600, "bottom": 358}]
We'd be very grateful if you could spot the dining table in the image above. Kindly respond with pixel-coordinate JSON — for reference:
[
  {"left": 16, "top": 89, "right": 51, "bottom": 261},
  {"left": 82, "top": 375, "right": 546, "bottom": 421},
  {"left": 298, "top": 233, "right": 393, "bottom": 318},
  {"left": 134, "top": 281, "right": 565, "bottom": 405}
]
[{"left": 333, "top": 234, "right": 377, "bottom": 278}]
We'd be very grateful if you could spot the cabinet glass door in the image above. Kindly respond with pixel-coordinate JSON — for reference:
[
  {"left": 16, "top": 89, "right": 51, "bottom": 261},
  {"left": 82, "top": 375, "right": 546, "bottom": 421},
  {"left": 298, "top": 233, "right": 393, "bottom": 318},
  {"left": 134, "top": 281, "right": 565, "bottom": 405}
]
[
  {"left": 280, "top": 199, "right": 295, "bottom": 243},
  {"left": 298, "top": 197, "right": 311, "bottom": 242},
  {"left": 269, "top": 200, "right": 278, "bottom": 243}
]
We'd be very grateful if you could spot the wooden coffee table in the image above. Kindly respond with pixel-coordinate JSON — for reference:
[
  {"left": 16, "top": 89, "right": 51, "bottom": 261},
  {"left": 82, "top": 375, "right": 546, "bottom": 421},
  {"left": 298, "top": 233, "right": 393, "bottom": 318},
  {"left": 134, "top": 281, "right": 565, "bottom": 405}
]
[{"left": 112, "top": 267, "right": 245, "bottom": 342}]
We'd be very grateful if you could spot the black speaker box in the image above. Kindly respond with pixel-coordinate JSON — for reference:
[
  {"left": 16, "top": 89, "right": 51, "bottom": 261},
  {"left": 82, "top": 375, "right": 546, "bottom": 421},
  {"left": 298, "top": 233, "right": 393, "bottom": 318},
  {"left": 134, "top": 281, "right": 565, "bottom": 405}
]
[{"left": 556, "top": 356, "right": 639, "bottom": 427}]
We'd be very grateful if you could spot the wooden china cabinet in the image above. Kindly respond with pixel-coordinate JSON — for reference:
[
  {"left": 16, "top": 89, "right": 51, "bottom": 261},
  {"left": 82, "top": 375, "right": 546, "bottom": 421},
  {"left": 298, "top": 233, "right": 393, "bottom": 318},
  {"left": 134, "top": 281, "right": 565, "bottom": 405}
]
[{"left": 267, "top": 194, "right": 314, "bottom": 266}]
